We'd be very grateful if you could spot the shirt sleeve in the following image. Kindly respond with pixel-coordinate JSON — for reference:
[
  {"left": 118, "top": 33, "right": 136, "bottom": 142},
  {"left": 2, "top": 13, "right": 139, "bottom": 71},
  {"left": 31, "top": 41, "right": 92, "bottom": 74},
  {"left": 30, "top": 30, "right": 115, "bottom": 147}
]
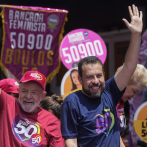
[
  {"left": 61, "top": 99, "right": 78, "bottom": 139},
  {"left": 106, "top": 76, "right": 126, "bottom": 106},
  {"left": 49, "top": 120, "right": 64, "bottom": 147},
  {"left": 0, "top": 89, "right": 14, "bottom": 111}
]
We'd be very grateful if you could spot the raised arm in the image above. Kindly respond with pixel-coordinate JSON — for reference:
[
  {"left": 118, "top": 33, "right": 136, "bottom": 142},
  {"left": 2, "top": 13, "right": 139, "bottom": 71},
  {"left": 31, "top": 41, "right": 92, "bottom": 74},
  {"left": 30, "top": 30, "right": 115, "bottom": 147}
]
[{"left": 115, "top": 4, "right": 143, "bottom": 91}]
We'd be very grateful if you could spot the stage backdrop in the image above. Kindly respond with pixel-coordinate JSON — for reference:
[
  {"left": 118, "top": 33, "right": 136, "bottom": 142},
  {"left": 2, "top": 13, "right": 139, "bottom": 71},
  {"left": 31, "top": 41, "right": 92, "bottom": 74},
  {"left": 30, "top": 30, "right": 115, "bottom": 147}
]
[{"left": 0, "top": 5, "right": 68, "bottom": 82}]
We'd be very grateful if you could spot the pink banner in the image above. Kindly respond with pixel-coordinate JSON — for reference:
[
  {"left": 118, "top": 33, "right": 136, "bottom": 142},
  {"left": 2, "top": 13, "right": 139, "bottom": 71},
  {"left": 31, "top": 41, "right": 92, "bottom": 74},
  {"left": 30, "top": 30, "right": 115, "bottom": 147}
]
[
  {"left": 59, "top": 29, "right": 107, "bottom": 70},
  {"left": 0, "top": 5, "right": 68, "bottom": 82}
]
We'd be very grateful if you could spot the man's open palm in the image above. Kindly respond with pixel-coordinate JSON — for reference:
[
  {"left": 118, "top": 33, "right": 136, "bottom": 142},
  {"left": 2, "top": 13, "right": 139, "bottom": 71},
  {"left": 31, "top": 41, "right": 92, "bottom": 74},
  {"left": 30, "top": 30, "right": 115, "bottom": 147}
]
[{"left": 123, "top": 4, "right": 143, "bottom": 34}]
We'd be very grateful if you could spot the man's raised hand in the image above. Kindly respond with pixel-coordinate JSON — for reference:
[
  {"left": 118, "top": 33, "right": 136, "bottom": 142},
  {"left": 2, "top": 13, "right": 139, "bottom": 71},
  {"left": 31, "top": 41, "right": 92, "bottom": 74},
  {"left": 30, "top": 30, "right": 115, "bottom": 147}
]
[{"left": 122, "top": 4, "right": 143, "bottom": 34}]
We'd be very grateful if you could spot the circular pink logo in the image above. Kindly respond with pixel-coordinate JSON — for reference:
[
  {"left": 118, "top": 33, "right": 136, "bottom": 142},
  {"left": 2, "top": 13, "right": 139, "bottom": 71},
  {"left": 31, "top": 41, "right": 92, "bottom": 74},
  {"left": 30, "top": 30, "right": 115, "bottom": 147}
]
[
  {"left": 60, "top": 29, "right": 107, "bottom": 69},
  {"left": 30, "top": 134, "right": 42, "bottom": 146}
]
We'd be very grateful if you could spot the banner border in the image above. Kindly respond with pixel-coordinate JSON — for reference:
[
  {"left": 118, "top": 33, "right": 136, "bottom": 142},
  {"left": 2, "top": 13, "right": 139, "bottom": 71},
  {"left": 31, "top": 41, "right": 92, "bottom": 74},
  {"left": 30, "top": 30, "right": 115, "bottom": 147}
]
[{"left": 0, "top": 6, "right": 68, "bottom": 84}]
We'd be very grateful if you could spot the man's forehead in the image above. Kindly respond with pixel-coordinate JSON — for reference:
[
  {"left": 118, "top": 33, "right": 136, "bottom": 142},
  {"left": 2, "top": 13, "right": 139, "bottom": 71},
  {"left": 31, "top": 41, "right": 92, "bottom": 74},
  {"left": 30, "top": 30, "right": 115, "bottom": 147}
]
[
  {"left": 81, "top": 63, "right": 103, "bottom": 77},
  {"left": 82, "top": 63, "right": 102, "bottom": 71}
]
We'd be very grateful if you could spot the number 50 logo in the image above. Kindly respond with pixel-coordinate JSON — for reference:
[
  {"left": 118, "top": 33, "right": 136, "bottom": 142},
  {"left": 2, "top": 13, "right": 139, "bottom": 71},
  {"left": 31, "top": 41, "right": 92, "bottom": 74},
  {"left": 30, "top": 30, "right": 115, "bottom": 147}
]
[
  {"left": 30, "top": 134, "right": 42, "bottom": 146},
  {"left": 14, "top": 122, "right": 38, "bottom": 138},
  {"left": 12, "top": 115, "right": 43, "bottom": 147}
]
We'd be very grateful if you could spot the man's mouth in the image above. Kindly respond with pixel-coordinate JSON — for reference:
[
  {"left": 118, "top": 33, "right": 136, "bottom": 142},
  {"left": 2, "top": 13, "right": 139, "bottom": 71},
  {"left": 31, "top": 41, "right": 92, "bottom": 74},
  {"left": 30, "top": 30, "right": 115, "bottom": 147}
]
[
  {"left": 23, "top": 101, "right": 34, "bottom": 105},
  {"left": 90, "top": 85, "right": 101, "bottom": 92}
]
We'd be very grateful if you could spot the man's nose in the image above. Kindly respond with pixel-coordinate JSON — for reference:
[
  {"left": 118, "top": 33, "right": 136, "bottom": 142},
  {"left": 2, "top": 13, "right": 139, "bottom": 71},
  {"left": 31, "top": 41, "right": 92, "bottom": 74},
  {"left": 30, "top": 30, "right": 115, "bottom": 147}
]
[
  {"left": 92, "top": 77, "right": 99, "bottom": 84},
  {"left": 26, "top": 92, "right": 32, "bottom": 99}
]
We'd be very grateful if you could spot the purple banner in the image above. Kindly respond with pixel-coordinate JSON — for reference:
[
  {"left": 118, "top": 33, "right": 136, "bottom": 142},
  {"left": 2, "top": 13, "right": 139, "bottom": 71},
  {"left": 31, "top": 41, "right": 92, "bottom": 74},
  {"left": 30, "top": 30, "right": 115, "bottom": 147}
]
[{"left": 1, "top": 5, "right": 68, "bottom": 82}]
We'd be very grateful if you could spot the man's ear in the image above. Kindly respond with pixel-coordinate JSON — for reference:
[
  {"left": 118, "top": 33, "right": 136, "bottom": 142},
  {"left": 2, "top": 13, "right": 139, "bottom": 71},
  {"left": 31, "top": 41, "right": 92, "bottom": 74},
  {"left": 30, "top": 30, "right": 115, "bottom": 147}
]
[
  {"left": 41, "top": 91, "right": 47, "bottom": 101},
  {"left": 78, "top": 76, "right": 82, "bottom": 85}
]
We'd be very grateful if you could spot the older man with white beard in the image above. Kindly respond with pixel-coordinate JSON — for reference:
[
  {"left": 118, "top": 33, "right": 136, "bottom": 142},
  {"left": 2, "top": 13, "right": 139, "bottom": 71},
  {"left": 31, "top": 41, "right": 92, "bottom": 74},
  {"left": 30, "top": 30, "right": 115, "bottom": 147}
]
[{"left": 0, "top": 71, "right": 63, "bottom": 147}]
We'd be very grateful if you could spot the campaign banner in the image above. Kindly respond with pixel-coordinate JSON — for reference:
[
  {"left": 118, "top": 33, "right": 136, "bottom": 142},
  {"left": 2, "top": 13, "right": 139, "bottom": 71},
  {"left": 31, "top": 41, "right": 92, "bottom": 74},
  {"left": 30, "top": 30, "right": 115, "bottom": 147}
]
[
  {"left": 60, "top": 67, "right": 82, "bottom": 97},
  {"left": 134, "top": 101, "right": 147, "bottom": 143},
  {"left": 0, "top": 5, "right": 68, "bottom": 82},
  {"left": 59, "top": 29, "right": 107, "bottom": 70},
  {"left": 128, "top": 30, "right": 147, "bottom": 146}
]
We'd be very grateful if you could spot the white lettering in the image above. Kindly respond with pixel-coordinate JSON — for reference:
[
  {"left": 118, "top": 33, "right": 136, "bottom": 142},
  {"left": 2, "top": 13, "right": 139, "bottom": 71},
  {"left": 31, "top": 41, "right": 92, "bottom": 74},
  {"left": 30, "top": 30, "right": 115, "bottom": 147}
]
[
  {"left": 50, "top": 19, "right": 57, "bottom": 23},
  {"left": 23, "top": 21, "right": 27, "bottom": 29},
  {"left": 39, "top": 13, "right": 44, "bottom": 22},
  {"left": 18, "top": 20, "right": 23, "bottom": 29},
  {"left": 33, "top": 23, "right": 37, "bottom": 32},
  {"left": 34, "top": 13, "right": 39, "bottom": 22},
  {"left": 9, "top": 20, "right": 13, "bottom": 29},
  {"left": 38, "top": 23, "right": 41, "bottom": 31},
  {"left": 9, "top": 11, "right": 44, "bottom": 23},
  {"left": 13, "top": 20, "right": 17, "bottom": 29},
  {"left": 25, "top": 12, "right": 29, "bottom": 21},
  {"left": 62, "top": 40, "right": 104, "bottom": 63},
  {"left": 9, "top": 10, "right": 13, "bottom": 19},
  {"left": 68, "top": 32, "right": 84, "bottom": 43},
  {"left": 20, "top": 11, "right": 25, "bottom": 20},
  {"left": 29, "top": 12, "right": 34, "bottom": 21},
  {"left": 10, "top": 32, "right": 53, "bottom": 50},
  {"left": 15, "top": 11, "right": 19, "bottom": 20},
  {"left": 26, "top": 22, "right": 32, "bottom": 31},
  {"left": 41, "top": 23, "right": 46, "bottom": 32}
]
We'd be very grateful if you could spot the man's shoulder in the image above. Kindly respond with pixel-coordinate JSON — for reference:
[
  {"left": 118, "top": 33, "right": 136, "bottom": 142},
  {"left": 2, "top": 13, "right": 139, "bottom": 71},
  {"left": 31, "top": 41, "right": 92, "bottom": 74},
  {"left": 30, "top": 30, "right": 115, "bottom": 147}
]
[
  {"left": 39, "top": 108, "right": 58, "bottom": 122},
  {"left": 64, "top": 90, "right": 82, "bottom": 103},
  {"left": 1, "top": 89, "right": 15, "bottom": 100},
  {"left": 37, "top": 108, "right": 61, "bottom": 137},
  {"left": 105, "top": 76, "right": 115, "bottom": 85},
  {"left": 104, "top": 76, "right": 118, "bottom": 92},
  {"left": 0, "top": 89, "right": 16, "bottom": 109}
]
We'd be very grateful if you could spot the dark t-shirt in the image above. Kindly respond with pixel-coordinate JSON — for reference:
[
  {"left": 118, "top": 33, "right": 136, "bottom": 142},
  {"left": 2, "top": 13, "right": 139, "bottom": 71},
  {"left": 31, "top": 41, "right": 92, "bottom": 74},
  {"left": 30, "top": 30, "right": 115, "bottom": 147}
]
[{"left": 61, "top": 76, "right": 125, "bottom": 147}]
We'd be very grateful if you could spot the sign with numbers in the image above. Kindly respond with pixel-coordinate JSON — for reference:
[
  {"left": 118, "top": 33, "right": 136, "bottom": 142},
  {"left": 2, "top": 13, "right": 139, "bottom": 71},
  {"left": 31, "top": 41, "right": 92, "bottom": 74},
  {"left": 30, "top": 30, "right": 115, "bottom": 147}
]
[
  {"left": 134, "top": 101, "right": 147, "bottom": 143},
  {"left": 1, "top": 5, "right": 68, "bottom": 82},
  {"left": 59, "top": 29, "right": 107, "bottom": 69}
]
